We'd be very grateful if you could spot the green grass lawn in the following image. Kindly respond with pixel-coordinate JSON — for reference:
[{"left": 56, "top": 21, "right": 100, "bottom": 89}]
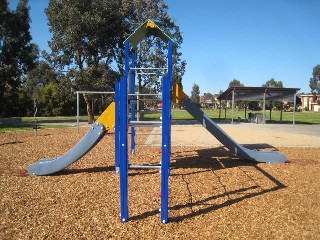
[
  {"left": 144, "top": 108, "right": 320, "bottom": 124},
  {"left": 1, "top": 109, "right": 319, "bottom": 132},
  {"left": 0, "top": 116, "right": 88, "bottom": 132}
]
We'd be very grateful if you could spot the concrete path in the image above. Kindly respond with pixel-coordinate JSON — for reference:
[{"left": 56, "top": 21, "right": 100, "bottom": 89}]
[{"left": 145, "top": 123, "right": 320, "bottom": 148}]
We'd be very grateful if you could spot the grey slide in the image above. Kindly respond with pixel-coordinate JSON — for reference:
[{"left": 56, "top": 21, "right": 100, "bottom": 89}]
[
  {"left": 181, "top": 98, "right": 286, "bottom": 163},
  {"left": 28, "top": 122, "right": 106, "bottom": 176}
]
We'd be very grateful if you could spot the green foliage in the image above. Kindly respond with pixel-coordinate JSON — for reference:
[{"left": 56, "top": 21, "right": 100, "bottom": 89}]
[
  {"left": 46, "top": 0, "right": 127, "bottom": 68},
  {"left": 0, "top": 0, "right": 38, "bottom": 117},
  {"left": 262, "top": 78, "right": 284, "bottom": 110},
  {"left": 309, "top": 64, "right": 320, "bottom": 94},
  {"left": 191, "top": 83, "right": 200, "bottom": 104},
  {"left": 262, "top": 78, "right": 283, "bottom": 88},
  {"left": 1, "top": 1, "right": 187, "bottom": 118},
  {"left": 46, "top": 0, "right": 127, "bottom": 122},
  {"left": 122, "top": 0, "right": 186, "bottom": 92},
  {"left": 228, "top": 79, "right": 244, "bottom": 88},
  {"left": 203, "top": 92, "right": 214, "bottom": 100},
  {"left": 227, "top": 79, "right": 245, "bottom": 109}
]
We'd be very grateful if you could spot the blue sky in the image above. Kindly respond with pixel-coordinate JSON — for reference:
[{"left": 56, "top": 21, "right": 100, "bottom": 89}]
[{"left": 9, "top": 0, "right": 320, "bottom": 95}]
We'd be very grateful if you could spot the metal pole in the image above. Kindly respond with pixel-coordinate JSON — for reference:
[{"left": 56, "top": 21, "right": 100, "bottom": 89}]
[
  {"left": 219, "top": 100, "right": 221, "bottom": 119},
  {"left": 119, "top": 76, "right": 128, "bottom": 223},
  {"left": 244, "top": 102, "right": 247, "bottom": 119},
  {"left": 263, "top": 92, "right": 266, "bottom": 125},
  {"left": 128, "top": 93, "right": 162, "bottom": 96},
  {"left": 293, "top": 93, "right": 296, "bottom": 125},
  {"left": 130, "top": 67, "right": 168, "bottom": 70},
  {"left": 128, "top": 164, "right": 161, "bottom": 170},
  {"left": 130, "top": 50, "right": 136, "bottom": 154},
  {"left": 231, "top": 90, "right": 235, "bottom": 124},
  {"left": 119, "top": 41, "right": 130, "bottom": 223},
  {"left": 224, "top": 97, "right": 227, "bottom": 120},
  {"left": 115, "top": 82, "right": 120, "bottom": 174},
  {"left": 160, "top": 40, "right": 172, "bottom": 224},
  {"left": 137, "top": 93, "right": 140, "bottom": 121},
  {"left": 77, "top": 92, "right": 79, "bottom": 133},
  {"left": 76, "top": 91, "right": 115, "bottom": 94}
]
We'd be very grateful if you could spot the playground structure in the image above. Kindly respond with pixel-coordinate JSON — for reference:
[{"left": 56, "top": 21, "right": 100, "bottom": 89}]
[{"left": 28, "top": 20, "right": 286, "bottom": 224}]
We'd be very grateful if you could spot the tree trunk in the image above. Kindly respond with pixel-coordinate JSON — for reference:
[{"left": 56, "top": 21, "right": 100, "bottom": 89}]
[{"left": 83, "top": 93, "right": 94, "bottom": 124}]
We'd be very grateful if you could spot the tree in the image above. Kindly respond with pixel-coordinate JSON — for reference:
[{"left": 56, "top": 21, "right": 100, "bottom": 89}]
[
  {"left": 203, "top": 92, "right": 215, "bottom": 108},
  {"left": 0, "top": 0, "right": 38, "bottom": 117},
  {"left": 262, "top": 78, "right": 283, "bottom": 88},
  {"left": 228, "top": 79, "right": 244, "bottom": 88},
  {"left": 227, "top": 79, "right": 246, "bottom": 109},
  {"left": 23, "top": 59, "right": 76, "bottom": 116},
  {"left": 122, "top": 0, "right": 186, "bottom": 92},
  {"left": 46, "top": 0, "right": 127, "bottom": 123},
  {"left": 262, "top": 78, "right": 284, "bottom": 111},
  {"left": 203, "top": 92, "right": 214, "bottom": 100},
  {"left": 191, "top": 83, "right": 200, "bottom": 104},
  {"left": 309, "top": 64, "right": 320, "bottom": 95}
]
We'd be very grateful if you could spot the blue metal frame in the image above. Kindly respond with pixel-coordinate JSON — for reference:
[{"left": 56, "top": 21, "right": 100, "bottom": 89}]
[
  {"left": 160, "top": 40, "right": 173, "bottom": 223},
  {"left": 119, "top": 75, "right": 128, "bottom": 222},
  {"left": 130, "top": 50, "right": 136, "bottom": 153},
  {"left": 114, "top": 81, "right": 120, "bottom": 174},
  {"left": 119, "top": 41, "right": 130, "bottom": 222},
  {"left": 117, "top": 36, "right": 173, "bottom": 224}
]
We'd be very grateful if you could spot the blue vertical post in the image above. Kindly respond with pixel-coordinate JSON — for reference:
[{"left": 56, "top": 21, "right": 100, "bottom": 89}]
[
  {"left": 160, "top": 76, "right": 170, "bottom": 224},
  {"left": 160, "top": 40, "right": 173, "bottom": 224},
  {"left": 167, "top": 41, "right": 173, "bottom": 84},
  {"left": 167, "top": 41, "right": 173, "bottom": 158},
  {"left": 114, "top": 81, "right": 120, "bottom": 174},
  {"left": 119, "top": 76, "right": 128, "bottom": 222},
  {"left": 130, "top": 50, "right": 136, "bottom": 153},
  {"left": 119, "top": 41, "right": 130, "bottom": 222}
]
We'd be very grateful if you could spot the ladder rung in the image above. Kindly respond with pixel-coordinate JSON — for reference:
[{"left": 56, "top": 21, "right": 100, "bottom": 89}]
[
  {"left": 129, "top": 121, "right": 162, "bottom": 127},
  {"left": 128, "top": 164, "right": 161, "bottom": 170},
  {"left": 128, "top": 93, "right": 162, "bottom": 96},
  {"left": 135, "top": 143, "right": 161, "bottom": 146},
  {"left": 136, "top": 110, "right": 162, "bottom": 113},
  {"left": 135, "top": 132, "right": 162, "bottom": 135}
]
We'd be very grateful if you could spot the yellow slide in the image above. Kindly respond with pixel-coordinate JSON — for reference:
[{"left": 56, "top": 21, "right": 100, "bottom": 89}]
[{"left": 96, "top": 102, "right": 115, "bottom": 131}]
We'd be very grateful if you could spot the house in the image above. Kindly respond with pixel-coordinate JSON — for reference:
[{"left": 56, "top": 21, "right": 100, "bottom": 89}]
[
  {"left": 200, "top": 96, "right": 220, "bottom": 108},
  {"left": 300, "top": 94, "right": 320, "bottom": 112}
]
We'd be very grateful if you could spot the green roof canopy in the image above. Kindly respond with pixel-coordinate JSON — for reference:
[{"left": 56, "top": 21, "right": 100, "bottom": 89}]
[{"left": 124, "top": 19, "right": 174, "bottom": 50}]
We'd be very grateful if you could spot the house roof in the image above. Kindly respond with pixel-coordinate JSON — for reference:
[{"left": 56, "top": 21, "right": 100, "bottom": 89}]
[
  {"left": 124, "top": 19, "right": 174, "bottom": 50},
  {"left": 217, "top": 86, "right": 301, "bottom": 102}
]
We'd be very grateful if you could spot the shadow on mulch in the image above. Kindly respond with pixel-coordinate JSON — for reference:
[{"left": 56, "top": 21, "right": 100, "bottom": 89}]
[
  {"left": 22, "top": 144, "right": 286, "bottom": 223},
  {"left": 0, "top": 141, "right": 24, "bottom": 146},
  {"left": 52, "top": 166, "right": 115, "bottom": 175},
  {"left": 131, "top": 146, "right": 286, "bottom": 223}
]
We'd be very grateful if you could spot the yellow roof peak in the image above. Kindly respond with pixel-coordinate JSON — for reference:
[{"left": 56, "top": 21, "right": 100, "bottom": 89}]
[{"left": 124, "top": 19, "right": 174, "bottom": 50}]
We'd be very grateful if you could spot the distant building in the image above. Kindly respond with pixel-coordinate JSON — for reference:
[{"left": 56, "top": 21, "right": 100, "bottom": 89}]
[
  {"left": 200, "top": 96, "right": 220, "bottom": 108},
  {"left": 300, "top": 94, "right": 320, "bottom": 112}
]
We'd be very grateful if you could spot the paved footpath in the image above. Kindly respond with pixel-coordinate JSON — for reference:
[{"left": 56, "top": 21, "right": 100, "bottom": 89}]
[{"left": 145, "top": 123, "right": 320, "bottom": 148}]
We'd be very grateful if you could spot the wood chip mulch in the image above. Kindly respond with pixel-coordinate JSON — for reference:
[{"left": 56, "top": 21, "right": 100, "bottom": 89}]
[{"left": 1, "top": 128, "right": 320, "bottom": 239}]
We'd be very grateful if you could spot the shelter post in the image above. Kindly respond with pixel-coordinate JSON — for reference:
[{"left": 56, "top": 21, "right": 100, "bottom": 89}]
[
  {"left": 77, "top": 91, "right": 79, "bottom": 133},
  {"left": 244, "top": 101, "right": 247, "bottom": 119},
  {"left": 224, "top": 96, "right": 227, "bottom": 120},
  {"left": 293, "top": 93, "right": 296, "bottom": 125},
  {"left": 231, "top": 90, "right": 235, "bottom": 124},
  {"left": 219, "top": 100, "right": 222, "bottom": 119},
  {"left": 263, "top": 92, "right": 266, "bottom": 125}
]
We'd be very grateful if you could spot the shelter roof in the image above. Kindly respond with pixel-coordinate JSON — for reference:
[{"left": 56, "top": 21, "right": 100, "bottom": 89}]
[
  {"left": 217, "top": 86, "right": 300, "bottom": 102},
  {"left": 124, "top": 19, "right": 174, "bottom": 50}
]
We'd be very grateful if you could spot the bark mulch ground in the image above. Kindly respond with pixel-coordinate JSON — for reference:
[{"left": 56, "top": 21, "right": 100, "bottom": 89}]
[{"left": 1, "top": 128, "right": 320, "bottom": 239}]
